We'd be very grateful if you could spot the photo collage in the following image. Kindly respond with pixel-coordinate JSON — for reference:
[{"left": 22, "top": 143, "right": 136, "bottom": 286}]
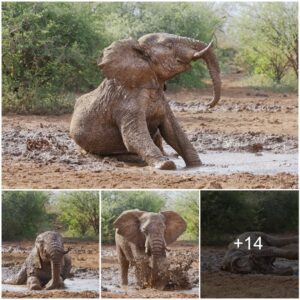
[{"left": 1, "top": 1, "right": 299, "bottom": 299}]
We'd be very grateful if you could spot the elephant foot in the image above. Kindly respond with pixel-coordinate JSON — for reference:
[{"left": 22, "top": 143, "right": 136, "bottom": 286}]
[
  {"left": 45, "top": 277, "right": 64, "bottom": 290},
  {"left": 30, "top": 283, "right": 42, "bottom": 290},
  {"left": 154, "top": 160, "right": 176, "bottom": 170}
]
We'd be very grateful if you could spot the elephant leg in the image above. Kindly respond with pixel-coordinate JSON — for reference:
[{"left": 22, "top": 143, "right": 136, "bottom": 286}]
[
  {"left": 160, "top": 105, "right": 201, "bottom": 167},
  {"left": 4, "top": 265, "right": 27, "bottom": 285},
  {"left": 116, "top": 245, "right": 129, "bottom": 286},
  {"left": 252, "top": 246, "right": 298, "bottom": 260},
  {"left": 61, "top": 255, "right": 72, "bottom": 280},
  {"left": 27, "top": 276, "right": 42, "bottom": 290},
  {"left": 119, "top": 114, "right": 176, "bottom": 170},
  {"left": 152, "top": 130, "right": 166, "bottom": 155},
  {"left": 262, "top": 233, "right": 299, "bottom": 247}
]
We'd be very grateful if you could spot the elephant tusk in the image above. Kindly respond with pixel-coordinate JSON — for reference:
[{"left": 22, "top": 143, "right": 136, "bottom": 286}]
[{"left": 193, "top": 40, "right": 214, "bottom": 59}]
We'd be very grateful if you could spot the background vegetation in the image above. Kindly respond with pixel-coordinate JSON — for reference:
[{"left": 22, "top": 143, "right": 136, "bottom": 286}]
[
  {"left": 101, "top": 191, "right": 199, "bottom": 243},
  {"left": 2, "top": 2, "right": 298, "bottom": 114},
  {"left": 201, "top": 191, "right": 298, "bottom": 245},
  {"left": 2, "top": 191, "right": 99, "bottom": 240}
]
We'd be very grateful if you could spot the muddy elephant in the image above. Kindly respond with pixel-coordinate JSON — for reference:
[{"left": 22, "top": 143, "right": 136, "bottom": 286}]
[
  {"left": 70, "top": 33, "right": 221, "bottom": 170},
  {"left": 221, "top": 232, "right": 298, "bottom": 275},
  {"left": 3, "top": 231, "right": 71, "bottom": 290},
  {"left": 113, "top": 209, "right": 187, "bottom": 289}
]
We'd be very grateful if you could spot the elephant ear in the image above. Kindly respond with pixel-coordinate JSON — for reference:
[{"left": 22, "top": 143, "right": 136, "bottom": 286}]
[
  {"left": 113, "top": 209, "right": 145, "bottom": 245},
  {"left": 98, "top": 38, "right": 159, "bottom": 89},
  {"left": 161, "top": 211, "right": 187, "bottom": 245},
  {"left": 32, "top": 243, "right": 42, "bottom": 269}
]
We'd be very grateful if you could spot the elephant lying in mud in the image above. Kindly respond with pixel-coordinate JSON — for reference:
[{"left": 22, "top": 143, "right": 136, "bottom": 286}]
[
  {"left": 3, "top": 231, "right": 71, "bottom": 290},
  {"left": 70, "top": 33, "right": 221, "bottom": 170},
  {"left": 221, "top": 232, "right": 298, "bottom": 275},
  {"left": 114, "top": 209, "right": 187, "bottom": 289}
]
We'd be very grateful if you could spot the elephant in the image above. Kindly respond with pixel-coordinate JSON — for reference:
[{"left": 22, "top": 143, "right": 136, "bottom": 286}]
[
  {"left": 221, "top": 232, "right": 298, "bottom": 275},
  {"left": 3, "top": 231, "right": 71, "bottom": 290},
  {"left": 70, "top": 32, "right": 221, "bottom": 170},
  {"left": 113, "top": 209, "right": 187, "bottom": 289}
]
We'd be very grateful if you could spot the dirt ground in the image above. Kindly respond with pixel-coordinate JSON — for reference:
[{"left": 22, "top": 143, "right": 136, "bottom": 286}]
[
  {"left": 201, "top": 246, "right": 299, "bottom": 298},
  {"left": 101, "top": 242, "right": 199, "bottom": 298},
  {"left": 2, "top": 73, "right": 298, "bottom": 189},
  {"left": 2, "top": 239, "right": 99, "bottom": 298}
]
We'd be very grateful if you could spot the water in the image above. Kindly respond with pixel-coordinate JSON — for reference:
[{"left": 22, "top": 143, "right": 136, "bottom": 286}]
[
  {"left": 2, "top": 278, "right": 99, "bottom": 292},
  {"left": 173, "top": 152, "right": 298, "bottom": 175}
]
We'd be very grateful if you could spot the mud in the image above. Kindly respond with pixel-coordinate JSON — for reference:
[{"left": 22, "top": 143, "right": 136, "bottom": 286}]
[
  {"left": 101, "top": 243, "right": 199, "bottom": 298},
  {"left": 2, "top": 73, "right": 298, "bottom": 189},
  {"left": 2, "top": 239, "right": 99, "bottom": 298},
  {"left": 201, "top": 246, "right": 299, "bottom": 298}
]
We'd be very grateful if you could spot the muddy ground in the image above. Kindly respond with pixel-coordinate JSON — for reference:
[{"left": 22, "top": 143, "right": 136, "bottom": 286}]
[
  {"left": 101, "top": 242, "right": 199, "bottom": 298},
  {"left": 2, "top": 239, "right": 99, "bottom": 298},
  {"left": 201, "top": 246, "right": 299, "bottom": 298},
  {"left": 2, "top": 73, "right": 298, "bottom": 189}
]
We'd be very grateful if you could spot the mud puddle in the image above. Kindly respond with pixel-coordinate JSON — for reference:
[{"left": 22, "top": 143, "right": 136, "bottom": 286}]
[
  {"left": 101, "top": 245, "right": 199, "bottom": 298},
  {"left": 2, "top": 278, "right": 99, "bottom": 292},
  {"left": 3, "top": 125, "right": 297, "bottom": 175},
  {"left": 173, "top": 152, "right": 298, "bottom": 175}
]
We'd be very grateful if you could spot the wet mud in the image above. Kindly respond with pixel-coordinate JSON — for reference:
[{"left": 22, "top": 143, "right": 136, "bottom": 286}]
[
  {"left": 2, "top": 73, "right": 298, "bottom": 189},
  {"left": 101, "top": 243, "right": 199, "bottom": 298},
  {"left": 201, "top": 246, "right": 299, "bottom": 298},
  {"left": 2, "top": 239, "right": 99, "bottom": 298}
]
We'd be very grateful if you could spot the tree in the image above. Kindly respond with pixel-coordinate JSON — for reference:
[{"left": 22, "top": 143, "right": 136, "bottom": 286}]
[
  {"left": 2, "top": 2, "right": 104, "bottom": 113},
  {"left": 55, "top": 192, "right": 99, "bottom": 237},
  {"left": 173, "top": 192, "right": 199, "bottom": 241},
  {"left": 233, "top": 3, "right": 298, "bottom": 83},
  {"left": 2, "top": 191, "right": 49, "bottom": 240}
]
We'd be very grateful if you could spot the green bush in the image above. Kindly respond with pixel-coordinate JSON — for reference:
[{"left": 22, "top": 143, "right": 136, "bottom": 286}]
[
  {"left": 2, "top": 3, "right": 103, "bottom": 114},
  {"left": 201, "top": 191, "right": 298, "bottom": 245},
  {"left": 2, "top": 191, "right": 50, "bottom": 240}
]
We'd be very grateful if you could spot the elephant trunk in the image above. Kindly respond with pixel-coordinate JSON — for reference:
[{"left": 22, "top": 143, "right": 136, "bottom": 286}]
[
  {"left": 186, "top": 38, "right": 221, "bottom": 108},
  {"left": 50, "top": 260, "right": 61, "bottom": 286},
  {"left": 48, "top": 243, "right": 64, "bottom": 287},
  {"left": 150, "top": 237, "right": 166, "bottom": 258}
]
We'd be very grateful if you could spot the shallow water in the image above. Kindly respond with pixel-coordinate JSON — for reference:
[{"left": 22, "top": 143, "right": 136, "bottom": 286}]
[
  {"left": 2, "top": 278, "right": 99, "bottom": 292},
  {"left": 173, "top": 152, "right": 298, "bottom": 175}
]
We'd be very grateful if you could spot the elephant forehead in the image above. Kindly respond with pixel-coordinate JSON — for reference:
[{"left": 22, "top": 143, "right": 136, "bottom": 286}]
[
  {"left": 141, "top": 213, "right": 165, "bottom": 225},
  {"left": 139, "top": 33, "right": 177, "bottom": 45},
  {"left": 37, "top": 231, "right": 62, "bottom": 242}
]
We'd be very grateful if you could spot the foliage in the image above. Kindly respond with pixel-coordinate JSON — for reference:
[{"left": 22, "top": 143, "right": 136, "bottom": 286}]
[
  {"left": 2, "top": 2, "right": 224, "bottom": 114},
  {"left": 2, "top": 2, "right": 103, "bottom": 114},
  {"left": 173, "top": 192, "right": 199, "bottom": 241},
  {"left": 201, "top": 191, "right": 298, "bottom": 245},
  {"left": 101, "top": 191, "right": 166, "bottom": 243},
  {"left": 2, "top": 191, "right": 49, "bottom": 240},
  {"left": 232, "top": 3, "right": 298, "bottom": 83},
  {"left": 55, "top": 192, "right": 99, "bottom": 238}
]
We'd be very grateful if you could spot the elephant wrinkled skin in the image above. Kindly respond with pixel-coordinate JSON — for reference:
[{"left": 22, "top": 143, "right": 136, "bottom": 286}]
[
  {"left": 70, "top": 33, "right": 221, "bottom": 170},
  {"left": 114, "top": 209, "right": 187, "bottom": 289},
  {"left": 221, "top": 232, "right": 298, "bottom": 275},
  {"left": 3, "top": 231, "right": 71, "bottom": 290}
]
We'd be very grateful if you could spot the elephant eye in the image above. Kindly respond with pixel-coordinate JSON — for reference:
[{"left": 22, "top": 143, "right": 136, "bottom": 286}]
[{"left": 142, "top": 227, "right": 148, "bottom": 234}]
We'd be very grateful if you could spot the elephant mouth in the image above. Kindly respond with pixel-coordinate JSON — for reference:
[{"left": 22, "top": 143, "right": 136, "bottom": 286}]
[{"left": 176, "top": 57, "right": 191, "bottom": 66}]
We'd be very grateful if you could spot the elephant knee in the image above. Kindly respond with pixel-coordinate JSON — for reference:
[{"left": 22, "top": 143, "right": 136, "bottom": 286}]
[{"left": 27, "top": 276, "right": 42, "bottom": 290}]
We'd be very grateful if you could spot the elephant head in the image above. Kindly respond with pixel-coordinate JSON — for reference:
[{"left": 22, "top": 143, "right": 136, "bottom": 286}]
[
  {"left": 99, "top": 33, "right": 221, "bottom": 108},
  {"left": 113, "top": 209, "right": 187, "bottom": 286},
  {"left": 33, "top": 231, "right": 70, "bottom": 289},
  {"left": 221, "top": 232, "right": 298, "bottom": 276}
]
